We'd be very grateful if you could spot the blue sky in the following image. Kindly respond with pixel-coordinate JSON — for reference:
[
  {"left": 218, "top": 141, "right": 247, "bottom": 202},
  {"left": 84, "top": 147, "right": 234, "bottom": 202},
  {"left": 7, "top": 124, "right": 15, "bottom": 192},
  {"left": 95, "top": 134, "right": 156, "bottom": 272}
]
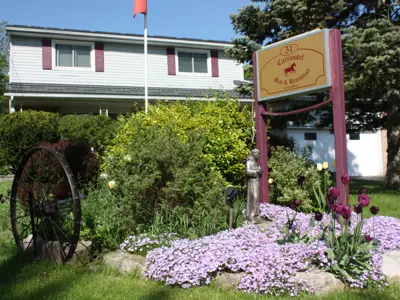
[{"left": 1, "top": 0, "right": 251, "bottom": 41}]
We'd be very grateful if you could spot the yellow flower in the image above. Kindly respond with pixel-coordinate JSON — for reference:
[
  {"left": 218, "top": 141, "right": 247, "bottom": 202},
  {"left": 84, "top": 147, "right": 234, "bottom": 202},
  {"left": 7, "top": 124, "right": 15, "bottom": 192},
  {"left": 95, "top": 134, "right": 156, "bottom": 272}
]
[
  {"left": 268, "top": 178, "right": 274, "bottom": 184},
  {"left": 322, "top": 162, "right": 329, "bottom": 170},
  {"left": 317, "top": 163, "right": 323, "bottom": 171},
  {"left": 108, "top": 180, "right": 117, "bottom": 189}
]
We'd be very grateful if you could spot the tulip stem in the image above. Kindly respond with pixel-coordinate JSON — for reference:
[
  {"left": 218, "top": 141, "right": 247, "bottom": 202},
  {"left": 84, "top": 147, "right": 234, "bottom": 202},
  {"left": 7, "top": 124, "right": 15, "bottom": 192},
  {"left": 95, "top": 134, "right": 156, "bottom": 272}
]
[{"left": 373, "top": 216, "right": 375, "bottom": 238}]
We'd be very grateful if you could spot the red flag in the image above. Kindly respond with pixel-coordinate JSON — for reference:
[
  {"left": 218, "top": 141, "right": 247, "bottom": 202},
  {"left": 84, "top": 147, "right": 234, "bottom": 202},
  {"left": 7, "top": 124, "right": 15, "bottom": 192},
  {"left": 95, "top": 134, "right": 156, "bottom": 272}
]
[{"left": 133, "top": 0, "right": 147, "bottom": 17}]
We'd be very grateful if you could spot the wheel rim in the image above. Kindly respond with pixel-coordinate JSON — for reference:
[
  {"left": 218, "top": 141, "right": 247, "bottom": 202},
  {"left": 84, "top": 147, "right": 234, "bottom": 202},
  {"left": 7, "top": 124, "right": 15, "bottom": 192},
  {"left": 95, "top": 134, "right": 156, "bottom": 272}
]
[{"left": 10, "top": 147, "right": 81, "bottom": 263}]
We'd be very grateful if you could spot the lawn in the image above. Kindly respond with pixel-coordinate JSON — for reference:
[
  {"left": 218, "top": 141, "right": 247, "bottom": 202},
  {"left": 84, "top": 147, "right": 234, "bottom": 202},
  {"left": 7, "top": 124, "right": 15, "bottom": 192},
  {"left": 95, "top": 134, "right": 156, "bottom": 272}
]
[{"left": 0, "top": 178, "right": 399, "bottom": 300}]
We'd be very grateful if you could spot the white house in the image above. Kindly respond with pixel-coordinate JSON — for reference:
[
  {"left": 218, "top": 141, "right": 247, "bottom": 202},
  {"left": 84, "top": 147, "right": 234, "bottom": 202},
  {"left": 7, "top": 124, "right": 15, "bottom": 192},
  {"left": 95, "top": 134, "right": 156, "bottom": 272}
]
[
  {"left": 286, "top": 127, "right": 387, "bottom": 177},
  {"left": 5, "top": 25, "right": 248, "bottom": 116},
  {"left": 4, "top": 25, "right": 387, "bottom": 177}
]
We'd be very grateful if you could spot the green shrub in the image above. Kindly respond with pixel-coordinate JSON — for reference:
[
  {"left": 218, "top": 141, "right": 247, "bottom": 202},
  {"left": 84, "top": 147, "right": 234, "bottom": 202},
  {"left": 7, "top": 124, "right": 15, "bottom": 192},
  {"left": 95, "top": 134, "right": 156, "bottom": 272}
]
[
  {"left": 81, "top": 184, "right": 131, "bottom": 250},
  {"left": 268, "top": 146, "right": 332, "bottom": 212},
  {"left": 83, "top": 125, "right": 228, "bottom": 249},
  {"left": 0, "top": 111, "right": 60, "bottom": 172},
  {"left": 107, "top": 96, "right": 253, "bottom": 185},
  {"left": 58, "top": 115, "right": 118, "bottom": 153}
]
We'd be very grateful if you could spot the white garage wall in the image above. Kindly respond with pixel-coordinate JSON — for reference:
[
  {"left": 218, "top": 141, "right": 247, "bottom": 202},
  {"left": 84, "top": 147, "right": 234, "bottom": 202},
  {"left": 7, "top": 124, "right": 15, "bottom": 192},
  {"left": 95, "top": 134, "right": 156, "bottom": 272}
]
[{"left": 286, "top": 128, "right": 384, "bottom": 177}]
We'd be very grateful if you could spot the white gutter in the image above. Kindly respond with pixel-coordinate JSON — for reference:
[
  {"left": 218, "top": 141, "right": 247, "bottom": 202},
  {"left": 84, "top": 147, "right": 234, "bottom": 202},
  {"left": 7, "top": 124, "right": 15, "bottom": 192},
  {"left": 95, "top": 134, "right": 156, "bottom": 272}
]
[
  {"left": 5, "top": 92, "right": 252, "bottom": 103},
  {"left": 6, "top": 26, "right": 232, "bottom": 50}
]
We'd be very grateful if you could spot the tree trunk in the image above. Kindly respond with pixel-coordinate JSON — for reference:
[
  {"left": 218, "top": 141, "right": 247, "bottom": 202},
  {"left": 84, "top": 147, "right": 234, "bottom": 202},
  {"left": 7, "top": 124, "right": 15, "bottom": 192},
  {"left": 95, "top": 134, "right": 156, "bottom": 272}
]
[{"left": 385, "top": 92, "right": 400, "bottom": 189}]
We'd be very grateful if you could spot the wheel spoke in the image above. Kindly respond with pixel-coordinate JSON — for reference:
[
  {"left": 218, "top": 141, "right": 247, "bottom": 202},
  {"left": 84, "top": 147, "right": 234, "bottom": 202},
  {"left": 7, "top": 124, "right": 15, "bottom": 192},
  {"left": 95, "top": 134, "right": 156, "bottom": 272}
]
[
  {"left": 43, "top": 216, "right": 72, "bottom": 244},
  {"left": 49, "top": 220, "right": 67, "bottom": 262},
  {"left": 17, "top": 223, "right": 31, "bottom": 240},
  {"left": 12, "top": 214, "right": 30, "bottom": 221}
]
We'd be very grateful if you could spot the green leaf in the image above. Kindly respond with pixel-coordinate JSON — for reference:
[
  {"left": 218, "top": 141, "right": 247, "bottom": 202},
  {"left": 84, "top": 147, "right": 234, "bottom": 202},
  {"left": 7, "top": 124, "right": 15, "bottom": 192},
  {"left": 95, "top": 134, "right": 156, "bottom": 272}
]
[
  {"left": 326, "top": 248, "right": 335, "bottom": 261},
  {"left": 309, "top": 217, "right": 316, "bottom": 228}
]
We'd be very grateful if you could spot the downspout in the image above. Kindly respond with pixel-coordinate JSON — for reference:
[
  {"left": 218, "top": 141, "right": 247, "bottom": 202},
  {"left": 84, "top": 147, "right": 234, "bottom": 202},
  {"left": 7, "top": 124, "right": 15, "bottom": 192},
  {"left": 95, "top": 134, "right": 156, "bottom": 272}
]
[{"left": 9, "top": 96, "right": 15, "bottom": 113}]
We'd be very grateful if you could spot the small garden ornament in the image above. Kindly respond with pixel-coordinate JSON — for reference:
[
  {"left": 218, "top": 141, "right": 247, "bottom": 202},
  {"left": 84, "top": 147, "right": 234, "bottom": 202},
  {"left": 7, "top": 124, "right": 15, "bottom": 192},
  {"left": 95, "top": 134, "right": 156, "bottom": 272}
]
[{"left": 245, "top": 148, "right": 263, "bottom": 224}]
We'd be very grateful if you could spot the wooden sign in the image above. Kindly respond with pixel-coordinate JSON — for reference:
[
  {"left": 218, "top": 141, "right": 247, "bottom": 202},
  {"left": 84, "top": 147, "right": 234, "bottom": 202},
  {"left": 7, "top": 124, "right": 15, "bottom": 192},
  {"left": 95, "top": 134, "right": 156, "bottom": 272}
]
[{"left": 256, "top": 29, "right": 331, "bottom": 102}]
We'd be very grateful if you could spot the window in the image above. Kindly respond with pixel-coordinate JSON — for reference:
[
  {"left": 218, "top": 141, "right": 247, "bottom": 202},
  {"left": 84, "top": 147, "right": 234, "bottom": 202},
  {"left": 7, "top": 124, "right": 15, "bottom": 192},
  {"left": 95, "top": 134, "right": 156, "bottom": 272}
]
[
  {"left": 349, "top": 132, "right": 360, "bottom": 140},
  {"left": 55, "top": 43, "right": 92, "bottom": 68},
  {"left": 177, "top": 51, "right": 208, "bottom": 74},
  {"left": 304, "top": 132, "right": 317, "bottom": 141}
]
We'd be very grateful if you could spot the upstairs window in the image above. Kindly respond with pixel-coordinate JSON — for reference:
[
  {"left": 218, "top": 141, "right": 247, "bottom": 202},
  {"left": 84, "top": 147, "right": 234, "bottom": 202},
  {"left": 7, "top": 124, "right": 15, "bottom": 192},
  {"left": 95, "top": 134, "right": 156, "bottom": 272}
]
[
  {"left": 177, "top": 51, "right": 209, "bottom": 74},
  {"left": 55, "top": 42, "right": 92, "bottom": 68}
]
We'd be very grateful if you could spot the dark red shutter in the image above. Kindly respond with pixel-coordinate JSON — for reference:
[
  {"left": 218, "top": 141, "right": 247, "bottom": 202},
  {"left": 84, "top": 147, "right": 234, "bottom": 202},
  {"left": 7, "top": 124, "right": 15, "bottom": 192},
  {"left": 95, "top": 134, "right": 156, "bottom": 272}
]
[
  {"left": 211, "top": 50, "right": 219, "bottom": 77},
  {"left": 42, "top": 39, "right": 52, "bottom": 70},
  {"left": 95, "top": 43, "right": 105, "bottom": 72},
  {"left": 166, "top": 48, "right": 176, "bottom": 75}
]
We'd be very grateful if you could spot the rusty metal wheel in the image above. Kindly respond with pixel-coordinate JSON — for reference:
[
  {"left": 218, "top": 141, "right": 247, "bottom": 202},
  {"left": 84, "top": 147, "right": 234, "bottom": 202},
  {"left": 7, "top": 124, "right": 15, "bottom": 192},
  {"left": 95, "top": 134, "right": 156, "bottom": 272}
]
[{"left": 9, "top": 147, "right": 81, "bottom": 263}]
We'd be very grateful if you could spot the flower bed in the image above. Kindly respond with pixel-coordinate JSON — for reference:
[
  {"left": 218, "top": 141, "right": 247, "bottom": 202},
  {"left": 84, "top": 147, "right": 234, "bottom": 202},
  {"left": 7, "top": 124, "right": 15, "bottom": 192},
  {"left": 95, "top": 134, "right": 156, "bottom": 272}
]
[{"left": 143, "top": 204, "right": 400, "bottom": 296}]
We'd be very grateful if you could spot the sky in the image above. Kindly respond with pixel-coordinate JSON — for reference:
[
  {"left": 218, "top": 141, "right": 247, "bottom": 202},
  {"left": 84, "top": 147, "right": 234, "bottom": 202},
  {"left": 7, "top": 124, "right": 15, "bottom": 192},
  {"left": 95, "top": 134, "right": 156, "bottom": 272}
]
[{"left": 0, "top": 0, "right": 251, "bottom": 41}]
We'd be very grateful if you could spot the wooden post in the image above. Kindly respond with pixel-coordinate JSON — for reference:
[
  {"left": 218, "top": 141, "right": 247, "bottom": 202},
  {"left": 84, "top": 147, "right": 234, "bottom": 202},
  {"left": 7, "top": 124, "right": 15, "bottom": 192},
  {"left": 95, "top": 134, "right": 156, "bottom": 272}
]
[
  {"left": 253, "top": 53, "right": 269, "bottom": 203},
  {"left": 329, "top": 29, "right": 349, "bottom": 205}
]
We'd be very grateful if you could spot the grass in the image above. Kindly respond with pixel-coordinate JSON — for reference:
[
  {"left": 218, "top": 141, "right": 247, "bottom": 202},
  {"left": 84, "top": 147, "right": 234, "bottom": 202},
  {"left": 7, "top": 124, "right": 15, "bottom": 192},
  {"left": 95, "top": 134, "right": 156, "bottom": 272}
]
[
  {"left": 0, "top": 180, "right": 11, "bottom": 195},
  {"left": 0, "top": 178, "right": 399, "bottom": 300},
  {"left": 349, "top": 178, "right": 400, "bottom": 219}
]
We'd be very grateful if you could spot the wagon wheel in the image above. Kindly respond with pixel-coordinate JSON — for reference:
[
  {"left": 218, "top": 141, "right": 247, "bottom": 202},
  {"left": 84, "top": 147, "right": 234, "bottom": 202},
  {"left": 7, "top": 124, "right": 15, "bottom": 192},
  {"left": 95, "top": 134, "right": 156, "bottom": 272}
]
[{"left": 10, "top": 146, "right": 81, "bottom": 263}]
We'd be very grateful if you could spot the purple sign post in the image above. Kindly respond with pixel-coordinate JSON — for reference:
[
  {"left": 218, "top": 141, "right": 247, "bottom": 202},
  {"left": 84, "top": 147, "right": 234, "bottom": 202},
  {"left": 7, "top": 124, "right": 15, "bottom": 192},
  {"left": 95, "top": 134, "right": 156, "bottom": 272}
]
[{"left": 253, "top": 28, "right": 349, "bottom": 205}]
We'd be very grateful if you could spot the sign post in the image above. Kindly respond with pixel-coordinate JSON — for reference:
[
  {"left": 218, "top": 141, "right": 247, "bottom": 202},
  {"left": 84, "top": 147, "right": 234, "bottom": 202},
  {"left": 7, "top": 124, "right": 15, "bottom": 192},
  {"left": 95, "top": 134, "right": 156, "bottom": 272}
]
[
  {"left": 329, "top": 30, "right": 349, "bottom": 204},
  {"left": 254, "top": 29, "right": 349, "bottom": 205}
]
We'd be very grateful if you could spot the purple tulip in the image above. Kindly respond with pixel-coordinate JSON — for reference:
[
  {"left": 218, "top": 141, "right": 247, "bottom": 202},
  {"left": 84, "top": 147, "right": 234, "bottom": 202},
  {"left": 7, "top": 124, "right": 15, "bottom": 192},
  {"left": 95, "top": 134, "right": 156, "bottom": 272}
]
[
  {"left": 365, "top": 235, "right": 373, "bottom": 243},
  {"left": 353, "top": 204, "right": 363, "bottom": 214},
  {"left": 328, "top": 187, "right": 340, "bottom": 199},
  {"left": 358, "top": 194, "right": 370, "bottom": 207},
  {"left": 341, "top": 175, "right": 351, "bottom": 184},
  {"left": 335, "top": 204, "right": 344, "bottom": 215},
  {"left": 341, "top": 205, "right": 352, "bottom": 220},
  {"left": 359, "top": 187, "right": 368, "bottom": 195},
  {"left": 290, "top": 199, "right": 301, "bottom": 209},
  {"left": 370, "top": 206, "right": 380, "bottom": 215},
  {"left": 327, "top": 197, "right": 336, "bottom": 209},
  {"left": 314, "top": 212, "right": 323, "bottom": 222}
]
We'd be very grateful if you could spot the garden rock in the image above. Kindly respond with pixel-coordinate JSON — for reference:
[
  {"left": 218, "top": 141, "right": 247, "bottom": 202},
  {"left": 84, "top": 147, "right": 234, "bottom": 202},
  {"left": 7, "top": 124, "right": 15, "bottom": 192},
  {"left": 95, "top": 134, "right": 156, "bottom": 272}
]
[
  {"left": 382, "top": 251, "right": 400, "bottom": 282},
  {"left": 295, "top": 270, "right": 345, "bottom": 295},
  {"left": 255, "top": 219, "right": 274, "bottom": 232},
  {"left": 214, "top": 272, "right": 244, "bottom": 290},
  {"left": 24, "top": 235, "right": 93, "bottom": 264},
  {"left": 103, "top": 250, "right": 146, "bottom": 277},
  {"left": 68, "top": 240, "right": 93, "bottom": 264}
]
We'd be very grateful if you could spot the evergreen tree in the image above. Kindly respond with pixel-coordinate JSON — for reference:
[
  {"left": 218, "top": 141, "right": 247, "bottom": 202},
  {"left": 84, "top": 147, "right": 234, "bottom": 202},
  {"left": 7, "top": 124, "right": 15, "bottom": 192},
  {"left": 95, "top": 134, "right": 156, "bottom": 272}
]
[{"left": 227, "top": 1, "right": 400, "bottom": 188}]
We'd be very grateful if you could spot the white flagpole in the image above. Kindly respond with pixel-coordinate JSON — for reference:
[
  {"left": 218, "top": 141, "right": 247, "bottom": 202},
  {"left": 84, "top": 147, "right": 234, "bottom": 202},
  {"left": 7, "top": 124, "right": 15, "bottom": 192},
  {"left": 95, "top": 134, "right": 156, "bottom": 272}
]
[{"left": 144, "top": 13, "right": 148, "bottom": 114}]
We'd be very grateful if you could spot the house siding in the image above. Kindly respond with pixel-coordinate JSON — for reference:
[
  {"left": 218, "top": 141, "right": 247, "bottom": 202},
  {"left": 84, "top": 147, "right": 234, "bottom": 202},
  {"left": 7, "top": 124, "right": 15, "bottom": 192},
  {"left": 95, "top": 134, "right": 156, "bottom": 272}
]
[
  {"left": 287, "top": 128, "right": 384, "bottom": 177},
  {"left": 9, "top": 36, "right": 243, "bottom": 91}
]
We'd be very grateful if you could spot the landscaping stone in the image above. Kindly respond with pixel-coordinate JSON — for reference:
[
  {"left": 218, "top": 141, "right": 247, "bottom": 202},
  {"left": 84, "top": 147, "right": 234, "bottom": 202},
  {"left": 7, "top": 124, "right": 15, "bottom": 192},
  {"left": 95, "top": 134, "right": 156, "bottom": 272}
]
[
  {"left": 103, "top": 250, "right": 146, "bottom": 277},
  {"left": 68, "top": 240, "right": 93, "bottom": 265},
  {"left": 214, "top": 272, "right": 244, "bottom": 290},
  {"left": 255, "top": 219, "right": 274, "bottom": 232},
  {"left": 382, "top": 251, "right": 400, "bottom": 283},
  {"left": 295, "top": 269, "right": 345, "bottom": 295},
  {"left": 24, "top": 235, "right": 93, "bottom": 264}
]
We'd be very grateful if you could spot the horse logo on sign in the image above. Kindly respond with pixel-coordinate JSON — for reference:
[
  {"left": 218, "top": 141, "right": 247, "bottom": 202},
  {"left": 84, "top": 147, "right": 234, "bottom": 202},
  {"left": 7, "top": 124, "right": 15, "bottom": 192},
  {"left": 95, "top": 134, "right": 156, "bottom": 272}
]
[{"left": 284, "top": 63, "right": 297, "bottom": 77}]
